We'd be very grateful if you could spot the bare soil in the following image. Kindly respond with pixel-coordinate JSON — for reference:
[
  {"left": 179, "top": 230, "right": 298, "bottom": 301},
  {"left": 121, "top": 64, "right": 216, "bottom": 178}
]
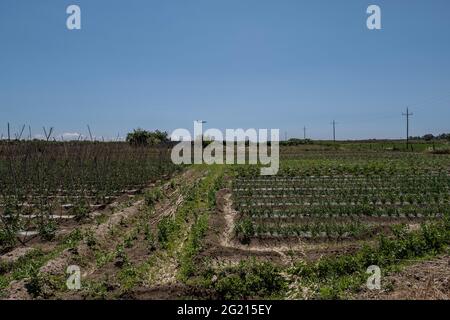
[{"left": 356, "top": 254, "right": 450, "bottom": 300}]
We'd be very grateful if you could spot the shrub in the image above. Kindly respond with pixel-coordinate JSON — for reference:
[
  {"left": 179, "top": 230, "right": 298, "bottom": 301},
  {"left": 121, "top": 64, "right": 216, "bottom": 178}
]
[
  {"left": 126, "top": 129, "right": 169, "bottom": 146},
  {"left": 213, "top": 260, "right": 286, "bottom": 299},
  {"left": 291, "top": 218, "right": 450, "bottom": 282}
]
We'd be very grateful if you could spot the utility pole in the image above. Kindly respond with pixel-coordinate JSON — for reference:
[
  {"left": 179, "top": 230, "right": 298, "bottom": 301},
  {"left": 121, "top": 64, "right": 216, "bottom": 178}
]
[
  {"left": 331, "top": 120, "right": 337, "bottom": 143},
  {"left": 402, "top": 108, "right": 413, "bottom": 150},
  {"left": 195, "top": 120, "right": 207, "bottom": 141},
  {"left": 303, "top": 126, "right": 306, "bottom": 140},
  {"left": 7, "top": 122, "right": 10, "bottom": 141},
  {"left": 285, "top": 131, "right": 288, "bottom": 142}
]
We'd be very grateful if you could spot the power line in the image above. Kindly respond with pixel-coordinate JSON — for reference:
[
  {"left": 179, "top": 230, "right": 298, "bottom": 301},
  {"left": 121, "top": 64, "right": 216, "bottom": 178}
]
[
  {"left": 330, "top": 120, "right": 338, "bottom": 143},
  {"left": 402, "top": 107, "right": 413, "bottom": 150}
]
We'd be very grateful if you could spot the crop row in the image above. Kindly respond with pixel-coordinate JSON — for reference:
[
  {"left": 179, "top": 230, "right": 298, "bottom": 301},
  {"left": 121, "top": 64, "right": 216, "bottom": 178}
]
[
  {"left": 234, "top": 219, "right": 377, "bottom": 243},
  {"left": 238, "top": 203, "right": 449, "bottom": 218},
  {"left": 0, "top": 141, "right": 180, "bottom": 252}
]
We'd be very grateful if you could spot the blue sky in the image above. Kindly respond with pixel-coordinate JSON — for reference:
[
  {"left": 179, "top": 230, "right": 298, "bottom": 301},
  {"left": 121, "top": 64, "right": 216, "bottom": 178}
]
[{"left": 1, "top": 0, "right": 450, "bottom": 140}]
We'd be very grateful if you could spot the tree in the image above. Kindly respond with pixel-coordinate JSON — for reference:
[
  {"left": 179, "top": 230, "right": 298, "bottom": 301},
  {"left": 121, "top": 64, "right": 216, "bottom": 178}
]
[
  {"left": 126, "top": 129, "right": 169, "bottom": 146},
  {"left": 437, "top": 133, "right": 450, "bottom": 141}
]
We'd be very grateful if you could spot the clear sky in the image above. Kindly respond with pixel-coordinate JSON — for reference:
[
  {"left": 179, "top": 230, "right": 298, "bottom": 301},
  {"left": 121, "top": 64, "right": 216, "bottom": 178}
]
[{"left": 1, "top": 0, "right": 450, "bottom": 140}]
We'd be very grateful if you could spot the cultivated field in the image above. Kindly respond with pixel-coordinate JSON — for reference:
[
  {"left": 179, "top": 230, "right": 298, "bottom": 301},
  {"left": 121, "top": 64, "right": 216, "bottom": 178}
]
[{"left": 1, "top": 141, "right": 449, "bottom": 300}]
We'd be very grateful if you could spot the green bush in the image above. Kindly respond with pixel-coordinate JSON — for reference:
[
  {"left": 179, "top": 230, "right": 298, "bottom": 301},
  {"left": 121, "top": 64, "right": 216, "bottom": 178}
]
[
  {"left": 126, "top": 129, "right": 169, "bottom": 146},
  {"left": 213, "top": 260, "right": 286, "bottom": 299},
  {"left": 291, "top": 219, "right": 450, "bottom": 281}
]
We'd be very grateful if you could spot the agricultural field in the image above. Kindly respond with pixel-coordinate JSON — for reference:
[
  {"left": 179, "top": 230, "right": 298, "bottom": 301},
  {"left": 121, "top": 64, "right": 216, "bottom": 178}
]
[
  {"left": 0, "top": 141, "right": 179, "bottom": 253},
  {"left": 233, "top": 152, "right": 450, "bottom": 243},
  {"left": 0, "top": 141, "right": 450, "bottom": 300},
  {"left": 194, "top": 147, "right": 450, "bottom": 300}
]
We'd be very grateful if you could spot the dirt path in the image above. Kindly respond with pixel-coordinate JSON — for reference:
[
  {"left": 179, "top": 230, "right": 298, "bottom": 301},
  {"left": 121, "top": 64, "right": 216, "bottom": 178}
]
[{"left": 125, "top": 169, "right": 216, "bottom": 299}]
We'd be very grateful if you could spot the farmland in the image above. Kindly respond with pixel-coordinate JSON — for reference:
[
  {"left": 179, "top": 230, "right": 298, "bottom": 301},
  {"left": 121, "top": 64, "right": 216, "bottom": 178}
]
[
  {"left": 233, "top": 152, "right": 450, "bottom": 242},
  {"left": 0, "top": 141, "right": 450, "bottom": 300},
  {"left": 0, "top": 141, "right": 179, "bottom": 252}
]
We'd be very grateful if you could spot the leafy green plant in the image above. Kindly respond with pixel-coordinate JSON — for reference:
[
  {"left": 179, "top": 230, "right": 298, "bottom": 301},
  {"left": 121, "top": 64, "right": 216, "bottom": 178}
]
[
  {"left": 144, "top": 224, "right": 157, "bottom": 252},
  {"left": 234, "top": 218, "right": 254, "bottom": 244},
  {"left": 38, "top": 218, "right": 57, "bottom": 241},
  {"left": 114, "top": 244, "right": 129, "bottom": 268},
  {"left": 25, "top": 265, "right": 45, "bottom": 298},
  {"left": 145, "top": 187, "right": 162, "bottom": 207},
  {"left": 157, "top": 217, "right": 176, "bottom": 249},
  {"left": 212, "top": 260, "right": 286, "bottom": 299},
  {"left": 84, "top": 229, "right": 97, "bottom": 249}
]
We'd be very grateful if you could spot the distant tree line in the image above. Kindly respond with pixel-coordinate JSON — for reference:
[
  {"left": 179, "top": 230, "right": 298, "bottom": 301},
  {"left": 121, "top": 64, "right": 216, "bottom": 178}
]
[
  {"left": 410, "top": 133, "right": 450, "bottom": 141},
  {"left": 125, "top": 129, "right": 450, "bottom": 147},
  {"left": 281, "top": 138, "right": 313, "bottom": 146}
]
